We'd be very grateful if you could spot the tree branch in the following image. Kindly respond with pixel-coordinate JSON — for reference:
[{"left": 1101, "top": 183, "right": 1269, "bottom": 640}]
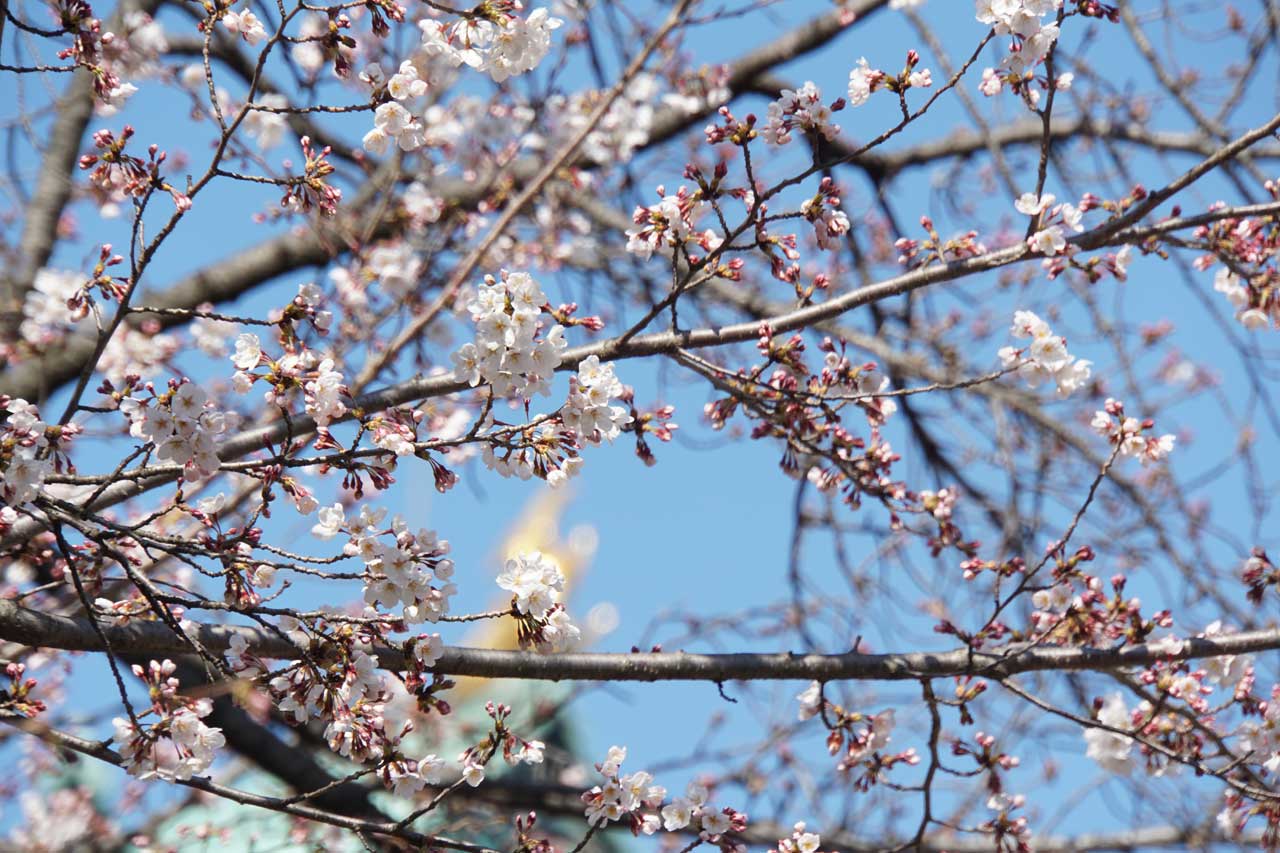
[{"left": 2, "top": 598, "right": 1276, "bottom": 683}]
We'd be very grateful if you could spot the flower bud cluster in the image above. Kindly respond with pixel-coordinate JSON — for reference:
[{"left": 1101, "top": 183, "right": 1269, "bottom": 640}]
[{"left": 796, "top": 683, "right": 918, "bottom": 789}]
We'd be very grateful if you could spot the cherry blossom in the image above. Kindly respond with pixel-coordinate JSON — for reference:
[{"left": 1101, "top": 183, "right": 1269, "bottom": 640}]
[
  {"left": 562, "top": 355, "right": 633, "bottom": 445},
  {"left": 354, "top": 518, "right": 456, "bottom": 624},
  {"left": 764, "top": 82, "right": 841, "bottom": 146},
  {"left": 304, "top": 358, "right": 348, "bottom": 427},
  {"left": 119, "top": 381, "right": 238, "bottom": 479},
  {"left": 497, "top": 551, "right": 580, "bottom": 651},
  {"left": 997, "top": 310, "right": 1092, "bottom": 397},
  {"left": 626, "top": 186, "right": 704, "bottom": 260},
  {"left": 112, "top": 660, "right": 226, "bottom": 781},
  {"left": 796, "top": 681, "right": 824, "bottom": 721},
  {"left": 1083, "top": 692, "right": 1135, "bottom": 774},
  {"left": 0, "top": 398, "right": 56, "bottom": 505},
  {"left": 1090, "top": 398, "right": 1176, "bottom": 465},
  {"left": 221, "top": 7, "right": 267, "bottom": 45},
  {"left": 452, "top": 270, "right": 567, "bottom": 401},
  {"left": 846, "top": 58, "right": 885, "bottom": 107},
  {"left": 497, "top": 551, "right": 565, "bottom": 619}
]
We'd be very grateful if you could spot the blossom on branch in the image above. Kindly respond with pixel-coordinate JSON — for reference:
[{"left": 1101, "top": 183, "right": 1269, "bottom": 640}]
[{"left": 997, "top": 310, "right": 1092, "bottom": 397}]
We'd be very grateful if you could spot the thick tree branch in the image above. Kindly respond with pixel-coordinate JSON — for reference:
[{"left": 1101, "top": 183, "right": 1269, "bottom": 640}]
[{"left": 2, "top": 598, "right": 1276, "bottom": 683}]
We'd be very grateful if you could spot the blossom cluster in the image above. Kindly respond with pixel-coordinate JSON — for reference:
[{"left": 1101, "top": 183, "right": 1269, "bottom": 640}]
[
  {"left": 243, "top": 619, "right": 523, "bottom": 800},
  {"left": 846, "top": 58, "right": 886, "bottom": 107},
  {"left": 1082, "top": 683, "right": 1214, "bottom": 779},
  {"left": 982, "top": 791, "right": 1032, "bottom": 852},
  {"left": 1213, "top": 267, "right": 1276, "bottom": 331},
  {"left": 313, "top": 503, "right": 457, "bottom": 624},
  {"left": 232, "top": 330, "right": 351, "bottom": 441},
  {"left": 976, "top": 0, "right": 1065, "bottom": 100},
  {"left": 998, "top": 310, "right": 1092, "bottom": 397},
  {"left": 581, "top": 746, "right": 746, "bottom": 846},
  {"left": 455, "top": 700, "right": 548, "bottom": 788},
  {"left": 625, "top": 185, "right": 707, "bottom": 260},
  {"left": 266, "top": 634, "right": 398, "bottom": 761},
  {"left": 112, "top": 660, "right": 226, "bottom": 781},
  {"left": 450, "top": 273, "right": 634, "bottom": 484},
  {"left": 1015, "top": 192, "right": 1083, "bottom": 256},
  {"left": 304, "top": 358, "right": 349, "bottom": 427},
  {"left": 1082, "top": 692, "right": 1137, "bottom": 774},
  {"left": 705, "top": 330, "right": 909, "bottom": 516},
  {"left": 1237, "top": 684, "right": 1280, "bottom": 774},
  {"left": 847, "top": 51, "right": 932, "bottom": 109},
  {"left": 220, "top": 5, "right": 268, "bottom": 45},
  {"left": 1199, "top": 621, "right": 1254, "bottom": 692},
  {"left": 479, "top": 422, "right": 577, "bottom": 485},
  {"left": 237, "top": 623, "right": 554, "bottom": 805},
  {"left": 0, "top": 398, "right": 63, "bottom": 506},
  {"left": 445, "top": 8, "right": 561, "bottom": 83},
  {"left": 363, "top": 9, "right": 561, "bottom": 153},
  {"left": 496, "top": 551, "right": 580, "bottom": 652},
  {"left": 384, "top": 754, "right": 448, "bottom": 799},
  {"left": 1089, "top": 398, "right": 1175, "bottom": 465},
  {"left": 94, "top": 593, "right": 165, "bottom": 625},
  {"left": 764, "top": 82, "right": 841, "bottom": 146},
  {"left": 120, "top": 381, "right": 239, "bottom": 480},
  {"left": 562, "top": 356, "right": 633, "bottom": 445},
  {"left": 61, "top": 6, "right": 169, "bottom": 114},
  {"left": 452, "top": 271, "right": 567, "bottom": 400},
  {"left": 771, "top": 824, "right": 826, "bottom": 853},
  {"left": 1018, "top": 555, "right": 1183, "bottom": 652}
]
